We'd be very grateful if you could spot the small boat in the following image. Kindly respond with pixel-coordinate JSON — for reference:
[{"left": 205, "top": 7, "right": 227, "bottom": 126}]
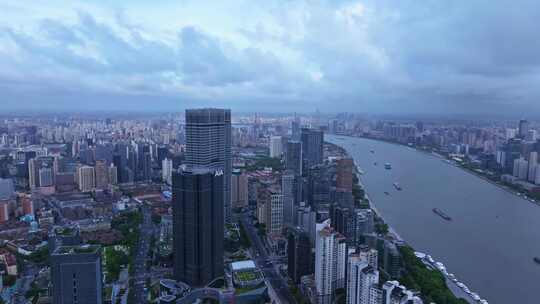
[
  {"left": 534, "top": 257, "right": 540, "bottom": 264},
  {"left": 370, "top": 150, "right": 375, "bottom": 154},
  {"left": 384, "top": 191, "right": 390, "bottom": 195},
  {"left": 433, "top": 208, "right": 452, "bottom": 221},
  {"left": 374, "top": 162, "right": 378, "bottom": 166},
  {"left": 393, "top": 183, "right": 402, "bottom": 191},
  {"left": 384, "top": 163, "right": 392, "bottom": 169}
]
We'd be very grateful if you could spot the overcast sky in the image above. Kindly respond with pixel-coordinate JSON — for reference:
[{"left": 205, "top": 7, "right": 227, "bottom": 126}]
[{"left": 1, "top": 0, "right": 539, "bottom": 115}]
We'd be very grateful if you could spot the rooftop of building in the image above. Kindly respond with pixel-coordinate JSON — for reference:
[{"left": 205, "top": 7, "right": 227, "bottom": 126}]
[
  {"left": 231, "top": 260, "right": 256, "bottom": 272},
  {"left": 53, "top": 244, "right": 100, "bottom": 255},
  {"left": 53, "top": 226, "right": 78, "bottom": 237}
]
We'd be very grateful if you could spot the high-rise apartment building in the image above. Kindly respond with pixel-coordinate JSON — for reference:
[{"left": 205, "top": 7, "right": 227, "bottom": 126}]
[
  {"left": 315, "top": 220, "right": 347, "bottom": 304},
  {"left": 513, "top": 158, "right": 529, "bottom": 180},
  {"left": 269, "top": 136, "right": 283, "bottom": 158},
  {"left": 357, "top": 245, "right": 378, "bottom": 270},
  {"left": 336, "top": 158, "right": 354, "bottom": 192},
  {"left": 50, "top": 245, "right": 102, "bottom": 304},
  {"left": 94, "top": 160, "right": 109, "bottom": 190},
  {"left": 330, "top": 205, "right": 374, "bottom": 247},
  {"left": 172, "top": 167, "right": 224, "bottom": 287},
  {"left": 38, "top": 166, "right": 54, "bottom": 187},
  {"left": 185, "top": 108, "right": 232, "bottom": 222},
  {"left": 77, "top": 166, "right": 95, "bottom": 192},
  {"left": 281, "top": 171, "right": 296, "bottom": 226},
  {"left": 28, "top": 156, "right": 54, "bottom": 189},
  {"left": 260, "top": 188, "right": 284, "bottom": 235},
  {"left": 108, "top": 164, "right": 118, "bottom": 185},
  {"left": 231, "top": 169, "right": 248, "bottom": 209},
  {"left": 527, "top": 129, "right": 537, "bottom": 142},
  {"left": 28, "top": 158, "right": 39, "bottom": 190},
  {"left": 296, "top": 202, "right": 317, "bottom": 244},
  {"left": 528, "top": 152, "right": 538, "bottom": 183},
  {"left": 346, "top": 253, "right": 380, "bottom": 304},
  {"left": 162, "top": 158, "right": 173, "bottom": 185}
]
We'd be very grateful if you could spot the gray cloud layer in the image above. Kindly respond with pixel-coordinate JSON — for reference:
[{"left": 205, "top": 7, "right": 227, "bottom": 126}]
[{"left": 1, "top": 0, "right": 540, "bottom": 115}]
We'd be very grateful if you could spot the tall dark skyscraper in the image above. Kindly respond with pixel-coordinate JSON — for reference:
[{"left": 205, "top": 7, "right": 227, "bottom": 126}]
[
  {"left": 137, "top": 143, "right": 152, "bottom": 181},
  {"left": 519, "top": 119, "right": 530, "bottom": 139},
  {"left": 157, "top": 145, "right": 168, "bottom": 168},
  {"left": 172, "top": 167, "right": 224, "bottom": 287},
  {"left": 287, "top": 227, "right": 312, "bottom": 284},
  {"left": 285, "top": 141, "right": 303, "bottom": 176},
  {"left": 291, "top": 115, "right": 301, "bottom": 141},
  {"left": 301, "top": 127, "right": 324, "bottom": 170},
  {"left": 50, "top": 245, "right": 102, "bottom": 304},
  {"left": 306, "top": 164, "right": 330, "bottom": 211},
  {"left": 185, "top": 108, "right": 232, "bottom": 222},
  {"left": 142, "top": 151, "right": 151, "bottom": 181}
]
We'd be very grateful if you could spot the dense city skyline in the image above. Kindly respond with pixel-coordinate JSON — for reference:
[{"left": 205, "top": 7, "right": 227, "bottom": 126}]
[
  {"left": 1, "top": 109, "right": 540, "bottom": 303},
  {"left": 2, "top": 1, "right": 540, "bottom": 115},
  {"left": 2, "top": 1, "right": 540, "bottom": 303}
]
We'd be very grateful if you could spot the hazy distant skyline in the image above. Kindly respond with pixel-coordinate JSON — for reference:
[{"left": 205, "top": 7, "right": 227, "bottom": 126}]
[{"left": 1, "top": 0, "right": 540, "bottom": 115}]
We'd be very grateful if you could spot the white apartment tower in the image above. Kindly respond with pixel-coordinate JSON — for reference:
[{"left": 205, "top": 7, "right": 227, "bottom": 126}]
[
  {"left": 315, "top": 220, "right": 347, "bottom": 304},
  {"left": 78, "top": 166, "right": 95, "bottom": 192},
  {"left": 528, "top": 152, "right": 538, "bottom": 183},
  {"left": 346, "top": 253, "right": 380, "bottom": 304},
  {"left": 162, "top": 158, "right": 173, "bottom": 185},
  {"left": 269, "top": 136, "right": 283, "bottom": 158},
  {"left": 266, "top": 191, "right": 284, "bottom": 235}
]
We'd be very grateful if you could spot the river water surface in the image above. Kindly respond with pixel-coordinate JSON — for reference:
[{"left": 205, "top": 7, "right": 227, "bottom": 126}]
[{"left": 328, "top": 135, "right": 540, "bottom": 304}]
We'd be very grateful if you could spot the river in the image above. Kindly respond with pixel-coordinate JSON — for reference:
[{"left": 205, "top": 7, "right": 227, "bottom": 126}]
[{"left": 327, "top": 135, "right": 540, "bottom": 304}]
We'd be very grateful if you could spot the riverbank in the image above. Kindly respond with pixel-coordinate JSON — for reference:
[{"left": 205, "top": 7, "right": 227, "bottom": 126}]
[{"left": 349, "top": 134, "right": 539, "bottom": 207}]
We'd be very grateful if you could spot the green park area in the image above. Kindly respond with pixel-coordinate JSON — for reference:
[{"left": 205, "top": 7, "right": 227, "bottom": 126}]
[{"left": 399, "top": 246, "right": 469, "bottom": 304}]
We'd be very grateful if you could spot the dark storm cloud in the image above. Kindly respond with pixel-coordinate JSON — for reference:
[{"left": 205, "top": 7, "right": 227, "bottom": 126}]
[{"left": 0, "top": 0, "right": 539, "bottom": 114}]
